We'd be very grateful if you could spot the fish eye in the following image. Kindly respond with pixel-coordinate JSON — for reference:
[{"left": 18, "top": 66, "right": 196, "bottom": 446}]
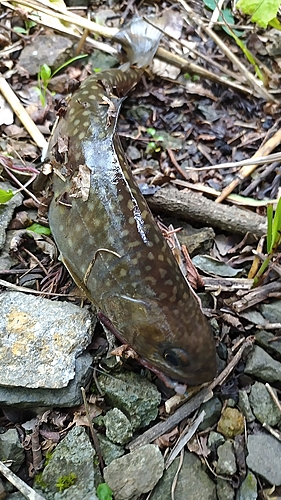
[{"left": 164, "top": 348, "right": 190, "bottom": 368}]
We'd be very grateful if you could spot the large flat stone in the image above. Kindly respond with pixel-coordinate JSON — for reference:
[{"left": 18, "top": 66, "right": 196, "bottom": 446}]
[
  {"left": 0, "top": 291, "right": 94, "bottom": 389},
  {"left": 0, "top": 352, "right": 93, "bottom": 408}
]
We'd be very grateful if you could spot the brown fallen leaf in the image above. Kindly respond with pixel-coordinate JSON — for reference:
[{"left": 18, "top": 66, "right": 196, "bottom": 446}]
[
  {"left": 69, "top": 164, "right": 91, "bottom": 201},
  {"left": 73, "top": 403, "right": 103, "bottom": 427},
  {"left": 188, "top": 434, "right": 211, "bottom": 458},
  {"left": 111, "top": 344, "right": 139, "bottom": 360},
  {"left": 154, "top": 427, "right": 179, "bottom": 450}
]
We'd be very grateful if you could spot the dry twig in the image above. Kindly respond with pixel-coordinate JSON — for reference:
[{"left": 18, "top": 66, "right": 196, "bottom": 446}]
[
  {"left": 265, "top": 383, "right": 281, "bottom": 414},
  {"left": 147, "top": 187, "right": 267, "bottom": 236},
  {"left": 0, "top": 76, "right": 47, "bottom": 149},
  {"left": 171, "top": 449, "right": 184, "bottom": 500},
  {"left": 178, "top": 0, "right": 275, "bottom": 103},
  {"left": 216, "top": 129, "right": 281, "bottom": 202},
  {"left": 128, "top": 338, "right": 253, "bottom": 451},
  {"left": 81, "top": 387, "right": 104, "bottom": 471},
  {"left": 232, "top": 281, "right": 281, "bottom": 312},
  {"left": 2, "top": 0, "right": 273, "bottom": 99},
  {"left": 165, "top": 410, "right": 205, "bottom": 468},
  {"left": 0, "top": 460, "right": 46, "bottom": 500}
]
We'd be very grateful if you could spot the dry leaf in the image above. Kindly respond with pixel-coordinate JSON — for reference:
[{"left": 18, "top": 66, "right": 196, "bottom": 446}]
[
  {"left": 187, "top": 435, "right": 211, "bottom": 458},
  {"left": 111, "top": 344, "right": 139, "bottom": 360},
  {"left": 154, "top": 427, "right": 179, "bottom": 449},
  {"left": 69, "top": 164, "right": 91, "bottom": 201},
  {"left": 0, "top": 94, "right": 13, "bottom": 126}
]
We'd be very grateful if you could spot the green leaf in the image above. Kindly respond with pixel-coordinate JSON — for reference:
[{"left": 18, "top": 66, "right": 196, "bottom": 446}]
[
  {"left": 203, "top": 0, "right": 217, "bottom": 8},
  {"left": 237, "top": 0, "right": 281, "bottom": 28},
  {"left": 25, "top": 20, "right": 37, "bottom": 30},
  {"left": 203, "top": 0, "right": 244, "bottom": 37},
  {"left": 13, "top": 26, "right": 28, "bottom": 34},
  {"left": 267, "top": 203, "right": 273, "bottom": 253},
  {"left": 0, "top": 188, "right": 14, "bottom": 204},
  {"left": 269, "top": 16, "right": 281, "bottom": 29},
  {"left": 220, "top": 8, "right": 244, "bottom": 37},
  {"left": 224, "top": 193, "right": 278, "bottom": 206},
  {"left": 146, "top": 141, "right": 162, "bottom": 154},
  {"left": 39, "top": 64, "right": 52, "bottom": 85},
  {"left": 147, "top": 128, "right": 156, "bottom": 137},
  {"left": 271, "top": 196, "right": 281, "bottom": 250},
  {"left": 97, "top": 483, "right": 113, "bottom": 500},
  {"left": 27, "top": 223, "right": 51, "bottom": 235}
]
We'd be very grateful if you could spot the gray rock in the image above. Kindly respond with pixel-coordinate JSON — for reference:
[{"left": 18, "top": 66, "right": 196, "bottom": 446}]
[
  {"left": 0, "top": 352, "right": 93, "bottom": 408},
  {"left": 246, "top": 433, "right": 281, "bottom": 485},
  {"left": 249, "top": 382, "right": 281, "bottom": 426},
  {"left": 199, "top": 292, "right": 214, "bottom": 309},
  {"left": 226, "top": 398, "right": 236, "bottom": 408},
  {"left": 39, "top": 426, "right": 98, "bottom": 499},
  {"left": 18, "top": 35, "right": 73, "bottom": 75},
  {"left": 208, "top": 431, "right": 225, "bottom": 454},
  {"left": 0, "top": 230, "right": 19, "bottom": 270},
  {"left": 88, "top": 50, "right": 118, "bottom": 72},
  {"left": 236, "top": 471, "right": 257, "bottom": 500},
  {"left": 0, "top": 478, "right": 5, "bottom": 499},
  {"left": 216, "top": 441, "right": 237, "bottom": 476},
  {"left": 97, "top": 434, "right": 125, "bottom": 465},
  {"left": 0, "top": 291, "right": 94, "bottom": 389},
  {"left": 126, "top": 146, "right": 141, "bottom": 161},
  {"left": 244, "top": 345, "right": 281, "bottom": 383},
  {"left": 98, "top": 371, "right": 161, "bottom": 431},
  {"left": 150, "top": 451, "right": 216, "bottom": 500},
  {"left": 104, "top": 408, "right": 133, "bottom": 445},
  {"left": 182, "top": 226, "right": 215, "bottom": 256},
  {"left": 255, "top": 330, "right": 281, "bottom": 358},
  {"left": 5, "top": 494, "right": 26, "bottom": 500},
  {"left": 0, "top": 182, "right": 23, "bottom": 250},
  {"left": 238, "top": 390, "right": 255, "bottom": 423},
  {"left": 240, "top": 309, "right": 266, "bottom": 325},
  {"left": 0, "top": 429, "right": 25, "bottom": 473},
  {"left": 259, "top": 300, "right": 281, "bottom": 323},
  {"left": 163, "top": 219, "right": 215, "bottom": 257},
  {"left": 217, "top": 478, "right": 235, "bottom": 500},
  {"left": 103, "top": 444, "right": 164, "bottom": 500},
  {"left": 128, "top": 105, "right": 152, "bottom": 124},
  {"left": 198, "top": 397, "right": 222, "bottom": 431}
]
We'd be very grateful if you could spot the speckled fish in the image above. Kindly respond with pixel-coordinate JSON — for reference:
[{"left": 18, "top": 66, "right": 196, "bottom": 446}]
[{"left": 47, "top": 16, "right": 217, "bottom": 390}]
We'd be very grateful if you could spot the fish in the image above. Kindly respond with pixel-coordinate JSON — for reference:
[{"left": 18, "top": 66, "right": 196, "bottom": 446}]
[{"left": 47, "top": 16, "right": 217, "bottom": 391}]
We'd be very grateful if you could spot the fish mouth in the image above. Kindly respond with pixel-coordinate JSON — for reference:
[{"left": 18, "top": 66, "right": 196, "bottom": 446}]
[{"left": 138, "top": 348, "right": 217, "bottom": 388}]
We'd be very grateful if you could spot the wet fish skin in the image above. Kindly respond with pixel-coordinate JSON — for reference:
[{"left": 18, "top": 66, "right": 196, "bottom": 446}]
[{"left": 47, "top": 20, "right": 217, "bottom": 387}]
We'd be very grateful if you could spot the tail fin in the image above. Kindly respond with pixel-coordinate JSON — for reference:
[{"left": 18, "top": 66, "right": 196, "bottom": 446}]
[{"left": 113, "top": 14, "right": 167, "bottom": 68}]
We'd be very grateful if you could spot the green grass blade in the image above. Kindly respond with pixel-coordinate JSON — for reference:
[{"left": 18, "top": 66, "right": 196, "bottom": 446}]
[
  {"left": 271, "top": 196, "right": 281, "bottom": 251},
  {"left": 51, "top": 54, "right": 88, "bottom": 78},
  {"left": 267, "top": 203, "right": 273, "bottom": 253},
  {"left": 230, "top": 32, "right": 266, "bottom": 83}
]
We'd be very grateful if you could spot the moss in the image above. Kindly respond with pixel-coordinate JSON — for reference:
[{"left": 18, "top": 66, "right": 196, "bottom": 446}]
[
  {"left": 34, "top": 472, "right": 47, "bottom": 491},
  {"left": 44, "top": 449, "right": 53, "bottom": 466},
  {"left": 56, "top": 472, "right": 77, "bottom": 492}
]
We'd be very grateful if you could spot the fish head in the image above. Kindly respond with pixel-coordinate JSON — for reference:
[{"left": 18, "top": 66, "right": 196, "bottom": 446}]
[{"left": 100, "top": 292, "right": 217, "bottom": 386}]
